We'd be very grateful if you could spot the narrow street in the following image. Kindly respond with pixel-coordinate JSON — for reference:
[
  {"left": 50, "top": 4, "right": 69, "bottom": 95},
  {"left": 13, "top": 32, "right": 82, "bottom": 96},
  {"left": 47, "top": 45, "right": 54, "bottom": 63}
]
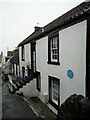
[
  {"left": 1, "top": 70, "right": 39, "bottom": 119},
  {"left": 0, "top": 68, "right": 2, "bottom": 119}
]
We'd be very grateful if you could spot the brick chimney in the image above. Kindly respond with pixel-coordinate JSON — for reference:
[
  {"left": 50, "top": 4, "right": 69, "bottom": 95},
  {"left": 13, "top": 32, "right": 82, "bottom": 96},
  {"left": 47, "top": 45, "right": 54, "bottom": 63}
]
[{"left": 34, "top": 26, "right": 41, "bottom": 31}]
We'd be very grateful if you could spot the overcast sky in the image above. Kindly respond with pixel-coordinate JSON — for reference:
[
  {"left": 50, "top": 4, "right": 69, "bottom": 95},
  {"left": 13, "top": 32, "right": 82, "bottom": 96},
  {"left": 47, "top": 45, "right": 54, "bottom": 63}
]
[{"left": 0, "top": 0, "right": 85, "bottom": 56}]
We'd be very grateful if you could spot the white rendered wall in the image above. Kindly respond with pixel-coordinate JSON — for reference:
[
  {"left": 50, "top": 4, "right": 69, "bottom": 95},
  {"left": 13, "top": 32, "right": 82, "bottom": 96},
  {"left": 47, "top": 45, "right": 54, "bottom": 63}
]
[
  {"left": 24, "top": 43, "right": 31, "bottom": 76},
  {"left": 19, "top": 79, "right": 38, "bottom": 97},
  {"left": 36, "top": 20, "right": 86, "bottom": 113},
  {"left": 17, "top": 65, "right": 19, "bottom": 76}
]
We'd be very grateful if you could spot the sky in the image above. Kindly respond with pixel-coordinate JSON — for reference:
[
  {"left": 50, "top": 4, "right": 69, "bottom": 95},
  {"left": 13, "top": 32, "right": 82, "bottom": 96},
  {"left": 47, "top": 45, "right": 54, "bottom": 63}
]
[{"left": 0, "top": 0, "right": 85, "bottom": 56}]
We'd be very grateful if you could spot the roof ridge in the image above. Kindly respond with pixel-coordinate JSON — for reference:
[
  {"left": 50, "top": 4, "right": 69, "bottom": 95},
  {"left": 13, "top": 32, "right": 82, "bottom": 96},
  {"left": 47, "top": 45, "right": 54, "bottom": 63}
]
[{"left": 18, "top": 1, "right": 90, "bottom": 47}]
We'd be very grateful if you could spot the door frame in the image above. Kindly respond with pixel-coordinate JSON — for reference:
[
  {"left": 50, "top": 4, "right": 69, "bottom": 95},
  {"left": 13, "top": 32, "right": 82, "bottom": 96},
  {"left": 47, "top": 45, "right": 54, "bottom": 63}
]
[
  {"left": 31, "top": 42, "right": 36, "bottom": 72},
  {"left": 86, "top": 14, "right": 90, "bottom": 99}
]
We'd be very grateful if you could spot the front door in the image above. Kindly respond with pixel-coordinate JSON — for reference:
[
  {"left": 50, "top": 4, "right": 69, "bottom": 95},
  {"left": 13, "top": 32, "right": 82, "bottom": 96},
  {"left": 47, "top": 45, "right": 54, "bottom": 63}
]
[{"left": 31, "top": 42, "right": 36, "bottom": 72}]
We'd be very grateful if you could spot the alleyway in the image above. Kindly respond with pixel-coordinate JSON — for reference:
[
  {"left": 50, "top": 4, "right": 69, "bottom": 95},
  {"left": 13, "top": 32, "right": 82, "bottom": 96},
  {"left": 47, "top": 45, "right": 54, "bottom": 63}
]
[
  {"left": 0, "top": 68, "right": 2, "bottom": 119},
  {"left": 2, "top": 80, "right": 38, "bottom": 119}
]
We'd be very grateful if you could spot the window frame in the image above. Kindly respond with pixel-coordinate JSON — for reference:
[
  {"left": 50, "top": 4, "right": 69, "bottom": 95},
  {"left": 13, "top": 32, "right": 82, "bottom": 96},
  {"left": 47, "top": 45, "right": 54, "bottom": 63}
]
[
  {"left": 48, "top": 76, "right": 60, "bottom": 110},
  {"left": 48, "top": 32, "right": 60, "bottom": 65},
  {"left": 36, "top": 72, "right": 41, "bottom": 92},
  {"left": 22, "top": 45, "right": 25, "bottom": 61}
]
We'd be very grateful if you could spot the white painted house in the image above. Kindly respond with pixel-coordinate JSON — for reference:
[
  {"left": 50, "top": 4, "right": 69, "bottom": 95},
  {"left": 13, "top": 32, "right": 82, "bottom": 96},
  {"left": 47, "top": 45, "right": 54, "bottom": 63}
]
[{"left": 18, "top": 1, "right": 90, "bottom": 114}]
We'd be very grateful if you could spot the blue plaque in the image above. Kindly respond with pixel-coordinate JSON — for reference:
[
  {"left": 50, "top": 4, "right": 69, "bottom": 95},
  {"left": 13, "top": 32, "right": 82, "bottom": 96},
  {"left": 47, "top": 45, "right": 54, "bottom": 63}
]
[{"left": 67, "top": 70, "right": 74, "bottom": 79}]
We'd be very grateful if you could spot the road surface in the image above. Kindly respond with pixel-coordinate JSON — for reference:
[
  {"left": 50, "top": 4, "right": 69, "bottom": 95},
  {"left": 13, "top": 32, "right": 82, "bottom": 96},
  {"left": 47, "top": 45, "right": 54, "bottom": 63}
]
[{"left": 2, "top": 71, "right": 39, "bottom": 119}]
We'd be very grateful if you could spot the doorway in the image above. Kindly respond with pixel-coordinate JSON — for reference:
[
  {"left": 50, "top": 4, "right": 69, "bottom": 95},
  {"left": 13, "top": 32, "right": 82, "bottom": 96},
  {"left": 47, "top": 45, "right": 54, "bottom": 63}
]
[{"left": 31, "top": 42, "right": 36, "bottom": 72}]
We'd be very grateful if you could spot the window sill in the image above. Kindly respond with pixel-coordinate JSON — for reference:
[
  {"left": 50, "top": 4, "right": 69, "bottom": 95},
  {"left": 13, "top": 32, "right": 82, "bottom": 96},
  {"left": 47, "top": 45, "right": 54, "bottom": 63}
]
[{"left": 47, "top": 61, "right": 60, "bottom": 65}]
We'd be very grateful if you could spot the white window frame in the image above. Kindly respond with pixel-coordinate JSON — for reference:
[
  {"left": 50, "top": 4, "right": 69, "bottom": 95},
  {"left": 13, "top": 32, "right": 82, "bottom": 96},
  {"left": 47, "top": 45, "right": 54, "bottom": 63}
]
[
  {"left": 51, "top": 78, "right": 59, "bottom": 105},
  {"left": 50, "top": 36, "right": 58, "bottom": 62}
]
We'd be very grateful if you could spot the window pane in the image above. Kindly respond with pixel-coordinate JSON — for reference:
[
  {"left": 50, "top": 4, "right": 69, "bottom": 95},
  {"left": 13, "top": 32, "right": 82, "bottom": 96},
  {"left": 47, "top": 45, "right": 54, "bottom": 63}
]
[
  {"left": 52, "top": 43, "right": 53, "bottom": 48},
  {"left": 55, "top": 55, "right": 57, "bottom": 59},
  {"left": 50, "top": 35, "right": 59, "bottom": 62},
  {"left": 53, "top": 37, "right": 57, "bottom": 43},
  {"left": 53, "top": 43, "right": 56, "bottom": 48},
  {"left": 55, "top": 49, "right": 57, "bottom": 54},
  {"left": 52, "top": 78, "right": 59, "bottom": 102},
  {"left": 52, "top": 55, "right": 54, "bottom": 59}
]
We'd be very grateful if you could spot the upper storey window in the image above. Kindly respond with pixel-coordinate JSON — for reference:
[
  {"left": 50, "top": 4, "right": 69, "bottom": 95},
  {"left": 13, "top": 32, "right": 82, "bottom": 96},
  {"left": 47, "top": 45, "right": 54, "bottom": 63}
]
[{"left": 48, "top": 32, "right": 60, "bottom": 65}]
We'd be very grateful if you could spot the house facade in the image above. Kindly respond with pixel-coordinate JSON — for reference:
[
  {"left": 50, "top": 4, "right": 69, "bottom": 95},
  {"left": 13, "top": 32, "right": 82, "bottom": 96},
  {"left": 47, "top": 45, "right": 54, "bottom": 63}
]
[
  {"left": 19, "top": 43, "right": 31, "bottom": 77},
  {"left": 18, "top": 1, "right": 90, "bottom": 114},
  {"left": 4, "top": 51, "right": 13, "bottom": 74}
]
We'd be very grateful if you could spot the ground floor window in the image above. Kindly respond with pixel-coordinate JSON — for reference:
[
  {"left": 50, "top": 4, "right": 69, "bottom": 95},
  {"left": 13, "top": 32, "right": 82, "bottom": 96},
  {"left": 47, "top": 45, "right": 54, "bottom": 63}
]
[{"left": 49, "top": 76, "right": 60, "bottom": 109}]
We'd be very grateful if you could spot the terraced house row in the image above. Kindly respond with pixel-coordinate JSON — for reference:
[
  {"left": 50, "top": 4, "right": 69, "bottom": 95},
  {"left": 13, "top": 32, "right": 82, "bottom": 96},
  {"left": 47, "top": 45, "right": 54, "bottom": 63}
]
[{"left": 10, "top": 1, "right": 90, "bottom": 114}]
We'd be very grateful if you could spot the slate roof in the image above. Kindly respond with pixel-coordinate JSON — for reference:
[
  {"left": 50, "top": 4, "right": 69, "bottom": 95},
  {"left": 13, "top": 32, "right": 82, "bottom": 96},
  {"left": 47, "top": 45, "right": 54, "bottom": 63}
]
[
  {"left": 10, "top": 50, "right": 19, "bottom": 65},
  {"left": 7, "top": 51, "right": 13, "bottom": 56},
  {"left": 18, "top": 1, "right": 90, "bottom": 47}
]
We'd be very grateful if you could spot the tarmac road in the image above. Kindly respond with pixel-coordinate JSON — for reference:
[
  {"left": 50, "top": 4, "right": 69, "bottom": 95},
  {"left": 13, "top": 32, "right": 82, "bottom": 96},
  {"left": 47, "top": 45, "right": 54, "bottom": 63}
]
[{"left": 2, "top": 75, "right": 39, "bottom": 119}]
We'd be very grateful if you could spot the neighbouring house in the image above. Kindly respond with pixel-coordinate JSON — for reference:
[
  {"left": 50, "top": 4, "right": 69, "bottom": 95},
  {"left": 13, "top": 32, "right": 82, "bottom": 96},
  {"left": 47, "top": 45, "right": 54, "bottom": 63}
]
[
  {"left": 4, "top": 51, "right": 13, "bottom": 74},
  {"left": 0, "top": 52, "right": 3, "bottom": 68},
  {"left": 18, "top": 1, "right": 90, "bottom": 114},
  {"left": 10, "top": 48, "right": 19, "bottom": 76},
  {"left": 5, "top": 51, "right": 13, "bottom": 62}
]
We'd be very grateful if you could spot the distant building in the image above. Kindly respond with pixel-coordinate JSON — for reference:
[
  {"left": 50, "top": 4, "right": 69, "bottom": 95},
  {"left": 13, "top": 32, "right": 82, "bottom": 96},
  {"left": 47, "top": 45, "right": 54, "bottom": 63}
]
[
  {"left": 4, "top": 51, "right": 13, "bottom": 74},
  {"left": 0, "top": 52, "right": 3, "bottom": 68},
  {"left": 10, "top": 48, "right": 19, "bottom": 76},
  {"left": 5, "top": 51, "right": 13, "bottom": 62}
]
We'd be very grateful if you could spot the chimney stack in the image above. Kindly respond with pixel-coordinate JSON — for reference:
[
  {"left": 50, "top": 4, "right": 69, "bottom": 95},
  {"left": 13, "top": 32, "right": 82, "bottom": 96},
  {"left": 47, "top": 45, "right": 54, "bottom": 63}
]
[{"left": 34, "top": 26, "right": 41, "bottom": 31}]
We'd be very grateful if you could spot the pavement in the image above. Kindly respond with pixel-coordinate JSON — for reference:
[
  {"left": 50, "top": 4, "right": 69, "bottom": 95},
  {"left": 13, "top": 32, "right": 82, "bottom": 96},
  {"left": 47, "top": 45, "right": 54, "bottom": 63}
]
[{"left": 19, "top": 96, "right": 57, "bottom": 119}]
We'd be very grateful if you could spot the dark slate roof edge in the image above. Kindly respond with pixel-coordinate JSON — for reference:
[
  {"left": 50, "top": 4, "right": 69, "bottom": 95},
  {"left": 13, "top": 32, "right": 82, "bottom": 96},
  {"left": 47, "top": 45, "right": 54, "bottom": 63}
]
[
  {"left": 18, "top": 1, "right": 90, "bottom": 47},
  {"left": 10, "top": 51, "right": 19, "bottom": 65}
]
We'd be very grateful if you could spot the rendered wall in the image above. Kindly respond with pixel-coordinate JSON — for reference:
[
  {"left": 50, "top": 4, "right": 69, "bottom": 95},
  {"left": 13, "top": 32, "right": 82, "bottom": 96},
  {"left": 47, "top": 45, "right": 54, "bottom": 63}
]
[
  {"left": 36, "top": 20, "right": 86, "bottom": 113},
  {"left": 19, "top": 79, "right": 38, "bottom": 97},
  {"left": 19, "top": 43, "right": 31, "bottom": 76}
]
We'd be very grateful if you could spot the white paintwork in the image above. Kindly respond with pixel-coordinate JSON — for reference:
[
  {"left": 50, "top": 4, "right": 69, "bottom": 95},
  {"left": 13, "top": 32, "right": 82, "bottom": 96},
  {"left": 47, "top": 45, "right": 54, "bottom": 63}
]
[
  {"left": 19, "top": 43, "right": 31, "bottom": 76},
  {"left": 14, "top": 64, "right": 16, "bottom": 75},
  {"left": 0, "top": 64, "right": 2, "bottom": 68},
  {"left": 19, "top": 43, "right": 38, "bottom": 98},
  {"left": 19, "top": 79, "right": 38, "bottom": 97},
  {"left": 17, "top": 65, "right": 19, "bottom": 76},
  {"left": 13, "top": 64, "right": 19, "bottom": 76},
  {"left": 36, "top": 20, "right": 86, "bottom": 113}
]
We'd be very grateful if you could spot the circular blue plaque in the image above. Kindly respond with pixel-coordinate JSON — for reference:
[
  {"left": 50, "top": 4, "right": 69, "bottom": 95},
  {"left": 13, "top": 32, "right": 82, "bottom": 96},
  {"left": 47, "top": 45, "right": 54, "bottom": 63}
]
[{"left": 67, "top": 70, "right": 74, "bottom": 79}]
